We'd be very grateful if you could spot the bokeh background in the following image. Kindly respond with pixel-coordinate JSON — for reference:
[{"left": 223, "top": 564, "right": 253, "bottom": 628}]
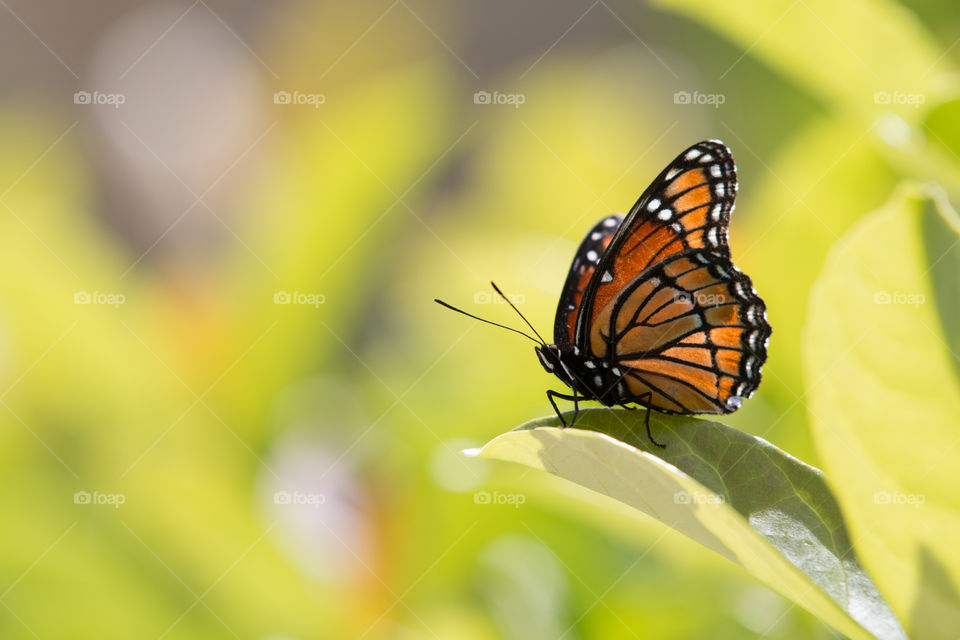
[{"left": 1, "top": 0, "right": 958, "bottom": 638}]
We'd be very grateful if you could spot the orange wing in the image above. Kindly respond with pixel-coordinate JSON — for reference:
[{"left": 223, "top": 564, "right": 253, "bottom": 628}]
[
  {"left": 575, "top": 140, "right": 737, "bottom": 346},
  {"left": 591, "top": 250, "right": 769, "bottom": 413},
  {"left": 574, "top": 140, "right": 770, "bottom": 413}
]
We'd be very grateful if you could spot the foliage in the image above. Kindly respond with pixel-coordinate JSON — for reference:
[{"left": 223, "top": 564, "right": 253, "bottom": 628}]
[{"left": 2, "top": 0, "right": 960, "bottom": 638}]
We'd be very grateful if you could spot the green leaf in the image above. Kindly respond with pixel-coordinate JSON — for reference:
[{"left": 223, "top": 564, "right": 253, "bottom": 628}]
[
  {"left": 805, "top": 184, "right": 960, "bottom": 639},
  {"left": 922, "top": 187, "right": 960, "bottom": 383},
  {"left": 470, "top": 409, "right": 904, "bottom": 640},
  {"left": 923, "top": 97, "right": 960, "bottom": 163},
  {"left": 651, "top": 0, "right": 947, "bottom": 116}
]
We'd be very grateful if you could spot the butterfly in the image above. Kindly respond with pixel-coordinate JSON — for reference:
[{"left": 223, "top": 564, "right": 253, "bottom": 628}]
[{"left": 436, "top": 140, "right": 770, "bottom": 447}]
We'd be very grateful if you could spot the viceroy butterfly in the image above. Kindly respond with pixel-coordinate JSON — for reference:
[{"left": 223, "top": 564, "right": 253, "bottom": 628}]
[{"left": 436, "top": 140, "right": 771, "bottom": 447}]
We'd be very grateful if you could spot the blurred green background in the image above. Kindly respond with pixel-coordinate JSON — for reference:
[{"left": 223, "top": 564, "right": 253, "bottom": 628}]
[{"left": 1, "top": 0, "right": 958, "bottom": 638}]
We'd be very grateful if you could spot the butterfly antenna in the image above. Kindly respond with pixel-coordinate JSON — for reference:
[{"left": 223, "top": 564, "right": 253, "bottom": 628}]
[
  {"left": 433, "top": 298, "right": 544, "bottom": 346},
  {"left": 490, "top": 281, "right": 548, "bottom": 345}
]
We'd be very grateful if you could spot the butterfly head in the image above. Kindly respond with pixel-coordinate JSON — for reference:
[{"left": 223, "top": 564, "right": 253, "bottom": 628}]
[{"left": 535, "top": 344, "right": 566, "bottom": 379}]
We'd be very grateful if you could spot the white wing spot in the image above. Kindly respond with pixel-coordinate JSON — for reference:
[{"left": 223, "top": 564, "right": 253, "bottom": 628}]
[
  {"left": 725, "top": 395, "right": 743, "bottom": 411},
  {"left": 590, "top": 232, "right": 602, "bottom": 241},
  {"left": 711, "top": 203, "right": 723, "bottom": 221},
  {"left": 604, "top": 217, "right": 619, "bottom": 227},
  {"left": 647, "top": 198, "right": 661, "bottom": 212},
  {"left": 700, "top": 153, "right": 713, "bottom": 163},
  {"left": 707, "top": 227, "right": 720, "bottom": 246},
  {"left": 585, "top": 361, "right": 596, "bottom": 369},
  {"left": 601, "top": 270, "right": 614, "bottom": 283},
  {"left": 586, "top": 250, "right": 598, "bottom": 262},
  {"left": 709, "top": 164, "right": 722, "bottom": 178},
  {"left": 685, "top": 149, "right": 702, "bottom": 160},
  {"left": 715, "top": 183, "right": 726, "bottom": 197},
  {"left": 593, "top": 375, "right": 603, "bottom": 387},
  {"left": 656, "top": 209, "right": 672, "bottom": 220},
  {"left": 671, "top": 222, "right": 682, "bottom": 233}
]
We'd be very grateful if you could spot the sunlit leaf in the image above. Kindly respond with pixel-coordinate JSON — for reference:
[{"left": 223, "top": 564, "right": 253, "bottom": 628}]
[
  {"left": 652, "top": 0, "right": 948, "bottom": 116},
  {"left": 471, "top": 409, "right": 904, "bottom": 640},
  {"left": 805, "top": 184, "right": 960, "bottom": 639}
]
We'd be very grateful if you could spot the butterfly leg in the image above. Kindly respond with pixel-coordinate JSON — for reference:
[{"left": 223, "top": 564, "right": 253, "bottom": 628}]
[
  {"left": 570, "top": 385, "right": 580, "bottom": 427},
  {"left": 636, "top": 393, "right": 666, "bottom": 449},
  {"left": 546, "top": 390, "right": 579, "bottom": 428}
]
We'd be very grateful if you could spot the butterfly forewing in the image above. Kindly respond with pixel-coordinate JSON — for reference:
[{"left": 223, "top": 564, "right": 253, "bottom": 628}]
[
  {"left": 575, "top": 140, "right": 738, "bottom": 347},
  {"left": 554, "top": 214, "right": 622, "bottom": 349}
]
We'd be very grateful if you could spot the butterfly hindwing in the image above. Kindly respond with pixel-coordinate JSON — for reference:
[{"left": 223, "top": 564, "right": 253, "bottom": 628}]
[
  {"left": 554, "top": 214, "right": 623, "bottom": 349},
  {"left": 589, "top": 249, "right": 769, "bottom": 413}
]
